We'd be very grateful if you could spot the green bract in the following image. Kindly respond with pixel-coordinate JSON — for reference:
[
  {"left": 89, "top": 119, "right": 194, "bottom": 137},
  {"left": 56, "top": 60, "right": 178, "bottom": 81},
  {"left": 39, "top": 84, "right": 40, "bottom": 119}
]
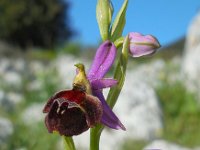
[
  {"left": 110, "top": 0, "right": 128, "bottom": 41},
  {"left": 96, "top": 0, "right": 113, "bottom": 41}
]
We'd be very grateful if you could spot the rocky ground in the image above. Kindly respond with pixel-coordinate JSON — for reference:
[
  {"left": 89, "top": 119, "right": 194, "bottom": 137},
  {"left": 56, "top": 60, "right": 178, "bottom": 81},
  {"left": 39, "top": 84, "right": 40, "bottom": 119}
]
[{"left": 0, "top": 11, "right": 200, "bottom": 150}]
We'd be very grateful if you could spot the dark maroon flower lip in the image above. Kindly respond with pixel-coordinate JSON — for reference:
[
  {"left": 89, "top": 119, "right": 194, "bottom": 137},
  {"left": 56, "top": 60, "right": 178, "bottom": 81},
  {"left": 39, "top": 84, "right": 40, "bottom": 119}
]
[{"left": 43, "top": 89, "right": 103, "bottom": 136}]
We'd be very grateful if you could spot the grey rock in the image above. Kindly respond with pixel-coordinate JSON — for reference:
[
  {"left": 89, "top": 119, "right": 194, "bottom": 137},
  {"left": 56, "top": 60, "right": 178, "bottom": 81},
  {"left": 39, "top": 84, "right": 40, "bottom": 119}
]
[
  {"left": 7, "top": 92, "right": 23, "bottom": 105},
  {"left": 185, "top": 11, "right": 200, "bottom": 51},
  {"left": 15, "top": 148, "right": 27, "bottom": 150},
  {"left": 114, "top": 69, "right": 163, "bottom": 141},
  {"left": 13, "top": 58, "right": 26, "bottom": 73},
  {"left": 0, "top": 58, "right": 25, "bottom": 75},
  {"left": 0, "top": 91, "right": 23, "bottom": 111},
  {"left": 53, "top": 55, "right": 90, "bottom": 88},
  {"left": 73, "top": 131, "right": 89, "bottom": 150},
  {"left": 182, "top": 44, "right": 200, "bottom": 94},
  {"left": 0, "top": 91, "right": 11, "bottom": 111},
  {"left": 2, "top": 71, "right": 22, "bottom": 87},
  {"left": 144, "top": 140, "right": 195, "bottom": 150},
  {"left": 27, "top": 80, "right": 43, "bottom": 91},
  {"left": 128, "top": 59, "right": 166, "bottom": 88},
  {"left": 0, "top": 117, "right": 13, "bottom": 144},
  {"left": 29, "top": 60, "right": 46, "bottom": 75},
  {"left": 21, "top": 103, "right": 44, "bottom": 125},
  {"left": 182, "top": 12, "right": 200, "bottom": 98},
  {"left": 0, "top": 58, "right": 10, "bottom": 74},
  {"left": 0, "top": 90, "right": 5, "bottom": 104},
  {"left": 167, "top": 56, "right": 182, "bottom": 84}
]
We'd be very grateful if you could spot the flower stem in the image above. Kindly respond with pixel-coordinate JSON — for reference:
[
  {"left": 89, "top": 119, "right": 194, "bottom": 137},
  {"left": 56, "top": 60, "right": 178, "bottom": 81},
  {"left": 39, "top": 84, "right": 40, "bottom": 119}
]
[
  {"left": 63, "top": 136, "right": 76, "bottom": 150},
  {"left": 114, "top": 37, "right": 124, "bottom": 48},
  {"left": 107, "top": 35, "right": 129, "bottom": 108},
  {"left": 90, "top": 124, "right": 103, "bottom": 150}
]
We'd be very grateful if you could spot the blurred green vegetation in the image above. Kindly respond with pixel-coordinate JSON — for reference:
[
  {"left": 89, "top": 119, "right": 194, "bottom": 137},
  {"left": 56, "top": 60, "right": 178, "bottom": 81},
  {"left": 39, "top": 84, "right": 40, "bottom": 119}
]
[
  {"left": 157, "top": 81, "right": 200, "bottom": 147},
  {"left": 120, "top": 140, "right": 147, "bottom": 150},
  {"left": 24, "top": 42, "right": 97, "bottom": 62},
  {"left": 58, "top": 42, "right": 82, "bottom": 56},
  {"left": 27, "top": 49, "right": 58, "bottom": 60}
]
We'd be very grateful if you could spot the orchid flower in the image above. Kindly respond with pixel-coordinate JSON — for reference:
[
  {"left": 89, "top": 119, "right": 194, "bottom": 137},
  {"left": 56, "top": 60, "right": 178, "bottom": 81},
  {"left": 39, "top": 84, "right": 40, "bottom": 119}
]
[
  {"left": 43, "top": 64, "right": 103, "bottom": 136},
  {"left": 43, "top": 41, "right": 125, "bottom": 137}
]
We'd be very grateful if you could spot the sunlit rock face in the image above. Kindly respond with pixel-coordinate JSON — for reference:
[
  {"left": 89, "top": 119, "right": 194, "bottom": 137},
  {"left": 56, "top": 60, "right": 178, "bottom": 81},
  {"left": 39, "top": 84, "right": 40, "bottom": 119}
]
[
  {"left": 182, "top": 11, "right": 200, "bottom": 97},
  {"left": 53, "top": 55, "right": 90, "bottom": 88},
  {"left": 144, "top": 140, "right": 197, "bottom": 150},
  {"left": 185, "top": 11, "right": 200, "bottom": 51},
  {"left": 21, "top": 103, "right": 44, "bottom": 126},
  {"left": 0, "top": 117, "right": 13, "bottom": 145},
  {"left": 113, "top": 68, "right": 163, "bottom": 141}
]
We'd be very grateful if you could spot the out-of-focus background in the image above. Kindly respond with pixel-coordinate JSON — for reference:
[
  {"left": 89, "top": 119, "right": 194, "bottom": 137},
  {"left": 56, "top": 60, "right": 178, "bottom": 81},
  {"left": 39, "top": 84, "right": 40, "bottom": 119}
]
[{"left": 0, "top": 0, "right": 200, "bottom": 150}]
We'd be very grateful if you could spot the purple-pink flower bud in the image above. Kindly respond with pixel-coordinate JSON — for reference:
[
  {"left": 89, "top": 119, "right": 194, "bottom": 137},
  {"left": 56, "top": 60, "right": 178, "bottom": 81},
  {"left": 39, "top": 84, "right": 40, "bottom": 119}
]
[{"left": 128, "top": 32, "right": 161, "bottom": 57}]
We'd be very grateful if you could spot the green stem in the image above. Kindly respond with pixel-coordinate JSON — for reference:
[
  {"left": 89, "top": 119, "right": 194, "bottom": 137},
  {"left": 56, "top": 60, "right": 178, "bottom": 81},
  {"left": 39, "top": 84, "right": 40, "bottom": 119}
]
[
  {"left": 63, "top": 136, "right": 76, "bottom": 150},
  {"left": 107, "top": 35, "right": 129, "bottom": 108},
  {"left": 90, "top": 124, "right": 103, "bottom": 150},
  {"left": 114, "top": 37, "right": 124, "bottom": 48}
]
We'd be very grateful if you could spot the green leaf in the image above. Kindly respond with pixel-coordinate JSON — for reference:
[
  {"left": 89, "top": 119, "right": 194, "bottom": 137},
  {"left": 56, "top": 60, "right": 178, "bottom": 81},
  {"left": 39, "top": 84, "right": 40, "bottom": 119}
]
[
  {"left": 110, "top": 0, "right": 128, "bottom": 42},
  {"left": 96, "top": 0, "right": 113, "bottom": 41},
  {"left": 106, "top": 35, "right": 129, "bottom": 108}
]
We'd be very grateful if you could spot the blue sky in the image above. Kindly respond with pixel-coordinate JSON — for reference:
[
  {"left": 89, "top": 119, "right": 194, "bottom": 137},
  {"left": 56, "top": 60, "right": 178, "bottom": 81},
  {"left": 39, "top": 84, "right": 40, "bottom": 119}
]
[{"left": 69, "top": 0, "right": 200, "bottom": 46}]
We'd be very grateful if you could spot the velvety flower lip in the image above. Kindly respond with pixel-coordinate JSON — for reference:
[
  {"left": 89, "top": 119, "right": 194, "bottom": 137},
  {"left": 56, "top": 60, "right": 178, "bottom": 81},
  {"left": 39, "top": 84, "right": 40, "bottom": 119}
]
[
  {"left": 43, "top": 90, "right": 85, "bottom": 113},
  {"left": 129, "top": 32, "right": 161, "bottom": 57},
  {"left": 43, "top": 88, "right": 103, "bottom": 136},
  {"left": 87, "top": 41, "right": 126, "bottom": 130}
]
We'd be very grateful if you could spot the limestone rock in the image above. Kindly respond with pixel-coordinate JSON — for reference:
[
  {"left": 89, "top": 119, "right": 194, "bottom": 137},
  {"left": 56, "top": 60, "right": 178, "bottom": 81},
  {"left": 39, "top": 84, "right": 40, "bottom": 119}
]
[
  {"left": 114, "top": 69, "right": 163, "bottom": 141},
  {"left": 0, "top": 91, "right": 23, "bottom": 110},
  {"left": 21, "top": 103, "right": 44, "bottom": 125},
  {"left": 182, "top": 12, "right": 200, "bottom": 97},
  {"left": 2, "top": 71, "right": 22, "bottom": 87},
  {"left": 0, "top": 117, "right": 13, "bottom": 144},
  {"left": 144, "top": 140, "right": 197, "bottom": 150},
  {"left": 54, "top": 55, "right": 90, "bottom": 88},
  {"left": 185, "top": 11, "right": 200, "bottom": 51},
  {"left": 53, "top": 55, "right": 78, "bottom": 88},
  {"left": 128, "top": 59, "right": 166, "bottom": 88}
]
